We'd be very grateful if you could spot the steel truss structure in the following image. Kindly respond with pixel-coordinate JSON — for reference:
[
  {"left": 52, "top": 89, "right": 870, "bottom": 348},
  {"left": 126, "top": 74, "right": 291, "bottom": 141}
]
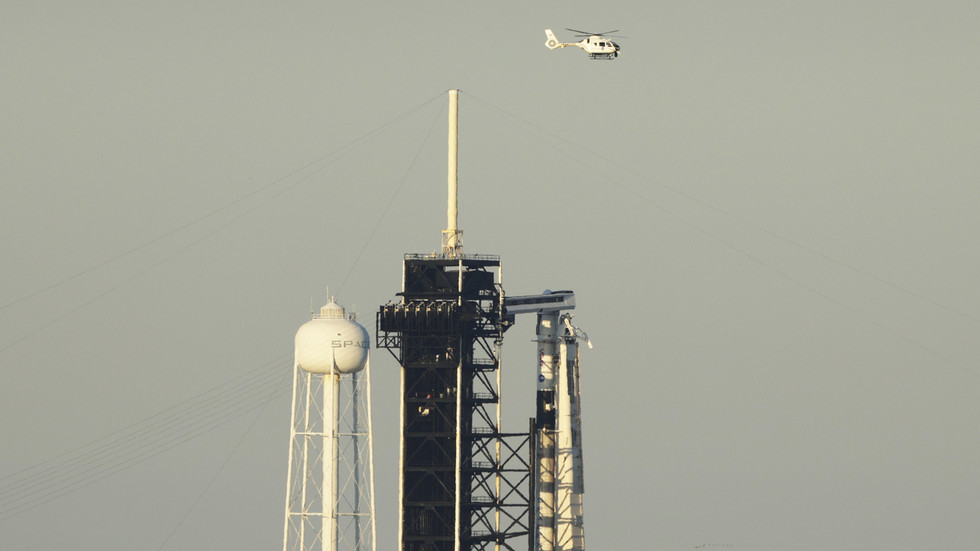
[
  {"left": 378, "top": 255, "right": 531, "bottom": 551},
  {"left": 283, "top": 366, "right": 376, "bottom": 551}
]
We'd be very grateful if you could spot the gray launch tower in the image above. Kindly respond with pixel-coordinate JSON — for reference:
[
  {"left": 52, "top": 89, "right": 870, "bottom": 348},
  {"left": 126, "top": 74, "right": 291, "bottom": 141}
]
[{"left": 376, "top": 91, "right": 532, "bottom": 551}]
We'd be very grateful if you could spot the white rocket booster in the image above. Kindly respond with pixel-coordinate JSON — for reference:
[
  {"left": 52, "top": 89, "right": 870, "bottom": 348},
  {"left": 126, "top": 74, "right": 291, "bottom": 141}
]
[{"left": 506, "top": 291, "right": 588, "bottom": 551}]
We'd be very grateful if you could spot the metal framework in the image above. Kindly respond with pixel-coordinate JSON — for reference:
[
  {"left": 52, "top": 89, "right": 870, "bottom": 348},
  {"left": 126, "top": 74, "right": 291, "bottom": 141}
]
[
  {"left": 378, "top": 254, "right": 531, "bottom": 551},
  {"left": 282, "top": 364, "right": 377, "bottom": 551}
]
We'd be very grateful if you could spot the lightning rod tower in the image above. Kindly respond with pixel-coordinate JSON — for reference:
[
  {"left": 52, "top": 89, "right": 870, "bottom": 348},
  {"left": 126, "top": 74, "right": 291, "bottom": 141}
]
[
  {"left": 377, "top": 90, "right": 532, "bottom": 551},
  {"left": 376, "top": 89, "right": 591, "bottom": 551}
]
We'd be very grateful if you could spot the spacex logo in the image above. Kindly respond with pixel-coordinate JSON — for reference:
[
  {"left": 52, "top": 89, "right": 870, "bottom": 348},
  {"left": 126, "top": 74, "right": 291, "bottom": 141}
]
[{"left": 331, "top": 340, "right": 370, "bottom": 349}]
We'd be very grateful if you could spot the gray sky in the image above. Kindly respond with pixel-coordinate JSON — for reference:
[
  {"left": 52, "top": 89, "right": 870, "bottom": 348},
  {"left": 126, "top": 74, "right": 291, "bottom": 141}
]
[{"left": 2, "top": 2, "right": 978, "bottom": 550}]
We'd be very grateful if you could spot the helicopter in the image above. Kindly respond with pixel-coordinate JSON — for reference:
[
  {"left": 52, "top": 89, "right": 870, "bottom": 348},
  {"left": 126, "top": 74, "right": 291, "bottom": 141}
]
[{"left": 545, "top": 28, "right": 622, "bottom": 59}]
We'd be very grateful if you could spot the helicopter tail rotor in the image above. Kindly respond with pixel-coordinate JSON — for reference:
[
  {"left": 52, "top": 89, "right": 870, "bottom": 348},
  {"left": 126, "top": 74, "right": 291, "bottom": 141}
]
[{"left": 544, "top": 29, "right": 561, "bottom": 49}]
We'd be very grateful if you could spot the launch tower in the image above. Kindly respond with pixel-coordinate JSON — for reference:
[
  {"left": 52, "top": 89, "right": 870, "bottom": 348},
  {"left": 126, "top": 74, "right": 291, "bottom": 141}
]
[{"left": 377, "top": 90, "right": 532, "bottom": 551}]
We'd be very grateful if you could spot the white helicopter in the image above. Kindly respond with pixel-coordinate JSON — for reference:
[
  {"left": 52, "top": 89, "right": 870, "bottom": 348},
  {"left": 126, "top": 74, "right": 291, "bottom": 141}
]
[{"left": 545, "top": 28, "right": 622, "bottom": 59}]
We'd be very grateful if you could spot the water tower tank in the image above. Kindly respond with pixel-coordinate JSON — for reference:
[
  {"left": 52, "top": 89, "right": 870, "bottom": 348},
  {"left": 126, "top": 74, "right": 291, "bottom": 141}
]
[{"left": 295, "top": 300, "right": 369, "bottom": 374}]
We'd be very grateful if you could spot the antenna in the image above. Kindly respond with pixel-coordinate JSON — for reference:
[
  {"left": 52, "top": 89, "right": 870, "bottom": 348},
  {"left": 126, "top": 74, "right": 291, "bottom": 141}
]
[{"left": 441, "top": 89, "right": 463, "bottom": 258}]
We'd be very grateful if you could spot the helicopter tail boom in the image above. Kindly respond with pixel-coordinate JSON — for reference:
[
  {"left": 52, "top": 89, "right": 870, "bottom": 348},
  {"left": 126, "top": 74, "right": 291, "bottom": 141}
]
[{"left": 544, "top": 29, "right": 563, "bottom": 49}]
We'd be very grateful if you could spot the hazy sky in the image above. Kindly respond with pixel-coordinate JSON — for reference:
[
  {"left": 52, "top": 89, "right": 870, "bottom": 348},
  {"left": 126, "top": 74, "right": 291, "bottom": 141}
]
[{"left": 2, "top": 2, "right": 978, "bottom": 550}]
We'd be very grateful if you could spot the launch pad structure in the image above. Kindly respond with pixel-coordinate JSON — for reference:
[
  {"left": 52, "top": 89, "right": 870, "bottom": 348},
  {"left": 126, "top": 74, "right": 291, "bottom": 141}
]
[
  {"left": 376, "top": 90, "right": 589, "bottom": 551},
  {"left": 378, "top": 253, "right": 530, "bottom": 550},
  {"left": 279, "top": 90, "right": 589, "bottom": 551}
]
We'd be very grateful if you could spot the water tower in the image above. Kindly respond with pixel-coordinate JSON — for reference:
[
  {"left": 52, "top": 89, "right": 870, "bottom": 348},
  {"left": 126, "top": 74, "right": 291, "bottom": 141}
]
[{"left": 283, "top": 297, "right": 377, "bottom": 551}]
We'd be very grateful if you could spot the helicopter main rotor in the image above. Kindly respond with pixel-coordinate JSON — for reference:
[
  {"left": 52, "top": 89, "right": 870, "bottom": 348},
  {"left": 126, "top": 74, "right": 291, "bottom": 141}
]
[{"left": 565, "top": 28, "right": 625, "bottom": 38}]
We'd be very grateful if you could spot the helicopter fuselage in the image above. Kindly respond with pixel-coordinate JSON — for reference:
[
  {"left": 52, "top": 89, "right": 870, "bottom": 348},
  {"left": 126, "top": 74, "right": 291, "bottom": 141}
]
[
  {"left": 578, "top": 36, "right": 619, "bottom": 58},
  {"left": 545, "top": 29, "right": 621, "bottom": 59}
]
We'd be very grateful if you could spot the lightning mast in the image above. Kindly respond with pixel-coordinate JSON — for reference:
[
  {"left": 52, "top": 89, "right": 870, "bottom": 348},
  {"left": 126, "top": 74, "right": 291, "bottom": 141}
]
[{"left": 442, "top": 88, "right": 462, "bottom": 258}]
